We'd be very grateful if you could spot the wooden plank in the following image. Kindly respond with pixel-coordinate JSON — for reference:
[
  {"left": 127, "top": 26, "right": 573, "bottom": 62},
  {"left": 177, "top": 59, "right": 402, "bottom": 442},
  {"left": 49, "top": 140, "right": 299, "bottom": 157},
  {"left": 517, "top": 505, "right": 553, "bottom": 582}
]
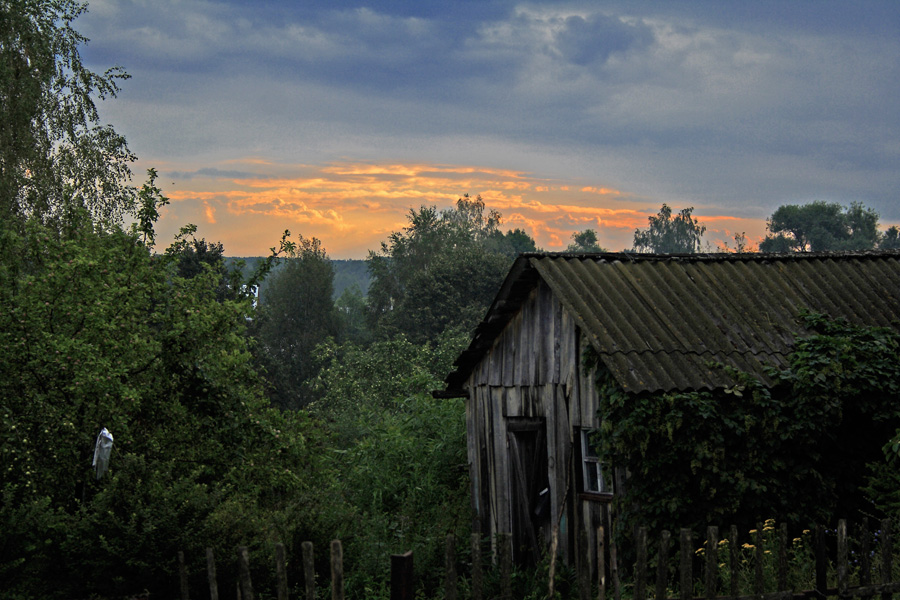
[
  {"left": 635, "top": 527, "right": 648, "bottom": 600},
  {"left": 552, "top": 292, "right": 563, "bottom": 384},
  {"left": 680, "top": 529, "right": 692, "bottom": 600},
  {"left": 331, "top": 540, "right": 344, "bottom": 600},
  {"left": 881, "top": 519, "right": 892, "bottom": 600},
  {"left": 275, "top": 543, "right": 288, "bottom": 600},
  {"left": 838, "top": 520, "right": 848, "bottom": 598},
  {"left": 778, "top": 523, "right": 788, "bottom": 593},
  {"left": 656, "top": 530, "right": 671, "bottom": 600},
  {"left": 491, "top": 388, "right": 510, "bottom": 539},
  {"left": 705, "top": 526, "right": 718, "bottom": 600},
  {"left": 302, "top": 542, "right": 315, "bottom": 600},
  {"left": 390, "top": 551, "right": 413, "bottom": 600},
  {"left": 206, "top": 548, "right": 219, "bottom": 600},
  {"left": 730, "top": 525, "right": 739, "bottom": 598},
  {"left": 860, "top": 521, "right": 871, "bottom": 587},
  {"left": 815, "top": 525, "right": 827, "bottom": 598},
  {"left": 755, "top": 524, "right": 764, "bottom": 596}
]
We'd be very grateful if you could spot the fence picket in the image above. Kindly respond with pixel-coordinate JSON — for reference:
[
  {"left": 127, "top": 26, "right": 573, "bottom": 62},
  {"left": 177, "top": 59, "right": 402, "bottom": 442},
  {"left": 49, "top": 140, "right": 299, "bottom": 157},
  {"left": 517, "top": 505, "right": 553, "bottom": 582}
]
[
  {"left": 679, "top": 529, "right": 692, "bottom": 600},
  {"left": 238, "top": 546, "right": 254, "bottom": 600},
  {"left": 206, "top": 548, "right": 219, "bottom": 600},
  {"left": 302, "top": 541, "right": 315, "bottom": 600},
  {"left": 330, "top": 540, "right": 344, "bottom": 600},
  {"left": 175, "top": 517, "right": 900, "bottom": 600},
  {"left": 635, "top": 527, "right": 647, "bottom": 600},
  {"left": 705, "top": 526, "right": 718, "bottom": 600},
  {"left": 275, "top": 543, "right": 288, "bottom": 600},
  {"left": 655, "top": 530, "right": 670, "bottom": 600},
  {"left": 882, "top": 519, "right": 893, "bottom": 600}
]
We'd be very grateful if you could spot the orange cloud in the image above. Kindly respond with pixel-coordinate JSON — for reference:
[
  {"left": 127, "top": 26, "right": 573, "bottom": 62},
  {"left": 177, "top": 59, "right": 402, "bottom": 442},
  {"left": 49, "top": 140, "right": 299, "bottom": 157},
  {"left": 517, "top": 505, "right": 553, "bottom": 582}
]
[{"left": 150, "top": 158, "right": 765, "bottom": 258}]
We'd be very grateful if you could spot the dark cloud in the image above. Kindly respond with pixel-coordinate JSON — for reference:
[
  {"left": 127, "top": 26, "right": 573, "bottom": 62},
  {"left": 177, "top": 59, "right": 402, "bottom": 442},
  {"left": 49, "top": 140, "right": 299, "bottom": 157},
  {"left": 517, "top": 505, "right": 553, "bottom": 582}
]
[
  {"left": 553, "top": 14, "right": 654, "bottom": 66},
  {"left": 78, "top": 0, "right": 900, "bottom": 224}
]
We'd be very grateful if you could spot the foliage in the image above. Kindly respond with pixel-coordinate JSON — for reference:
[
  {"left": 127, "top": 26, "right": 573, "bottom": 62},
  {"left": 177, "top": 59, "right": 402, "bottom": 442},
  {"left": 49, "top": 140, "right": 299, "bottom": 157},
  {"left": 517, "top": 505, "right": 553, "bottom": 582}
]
[
  {"left": 366, "top": 195, "right": 533, "bottom": 342},
  {"left": 310, "top": 328, "right": 471, "bottom": 598},
  {"left": 311, "top": 329, "right": 468, "bottom": 443},
  {"left": 594, "top": 313, "right": 900, "bottom": 543},
  {"left": 566, "top": 229, "right": 606, "bottom": 252},
  {"left": 881, "top": 226, "right": 900, "bottom": 250},
  {"left": 688, "top": 520, "right": 817, "bottom": 596},
  {"left": 633, "top": 204, "right": 706, "bottom": 253},
  {"left": 0, "top": 0, "right": 136, "bottom": 224},
  {"left": 716, "top": 231, "right": 750, "bottom": 253},
  {"left": 0, "top": 211, "right": 335, "bottom": 599},
  {"left": 334, "top": 393, "right": 471, "bottom": 599},
  {"left": 759, "top": 201, "right": 881, "bottom": 252},
  {"left": 253, "top": 234, "right": 341, "bottom": 410}
]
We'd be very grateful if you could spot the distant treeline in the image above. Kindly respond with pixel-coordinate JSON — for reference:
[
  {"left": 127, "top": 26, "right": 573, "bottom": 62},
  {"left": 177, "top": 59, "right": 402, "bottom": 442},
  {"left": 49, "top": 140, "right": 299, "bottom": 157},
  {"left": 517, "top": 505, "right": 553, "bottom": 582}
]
[{"left": 225, "top": 257, "right": 371, "bottom": 300}]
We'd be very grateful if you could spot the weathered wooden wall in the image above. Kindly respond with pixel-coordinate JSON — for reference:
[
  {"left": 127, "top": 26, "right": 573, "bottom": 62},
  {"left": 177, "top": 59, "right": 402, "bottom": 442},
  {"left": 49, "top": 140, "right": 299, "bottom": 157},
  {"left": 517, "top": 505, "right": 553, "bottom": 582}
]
[{"left": 464, "top": 280, "right": 608, "bottom": 569}]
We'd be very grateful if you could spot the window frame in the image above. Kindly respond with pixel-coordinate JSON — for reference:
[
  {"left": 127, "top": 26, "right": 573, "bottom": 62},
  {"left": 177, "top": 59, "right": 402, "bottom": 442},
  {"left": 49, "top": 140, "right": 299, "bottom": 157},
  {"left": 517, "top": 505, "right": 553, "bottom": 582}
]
[{"left": 578, "top": 428, "right": 613, "bottom": 501}]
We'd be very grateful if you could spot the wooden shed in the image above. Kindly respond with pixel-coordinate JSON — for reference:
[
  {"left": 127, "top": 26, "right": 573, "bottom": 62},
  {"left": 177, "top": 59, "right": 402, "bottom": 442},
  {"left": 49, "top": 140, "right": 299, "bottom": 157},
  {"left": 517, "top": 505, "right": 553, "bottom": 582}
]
[{"left": 439, "top": 251, "right": 900, "bottom": 572}]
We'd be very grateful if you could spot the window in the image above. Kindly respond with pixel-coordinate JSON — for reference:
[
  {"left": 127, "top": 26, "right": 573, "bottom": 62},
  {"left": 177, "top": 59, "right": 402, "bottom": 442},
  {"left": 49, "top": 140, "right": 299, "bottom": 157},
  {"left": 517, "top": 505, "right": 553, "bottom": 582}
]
[{"left": 581, "top": 429, "right": 612, "bottom": 495}]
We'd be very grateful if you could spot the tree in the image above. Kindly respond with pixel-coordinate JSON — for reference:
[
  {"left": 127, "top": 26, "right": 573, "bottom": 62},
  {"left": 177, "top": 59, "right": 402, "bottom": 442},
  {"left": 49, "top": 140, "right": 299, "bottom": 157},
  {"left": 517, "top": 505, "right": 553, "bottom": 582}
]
[
  {"left": 0, "top": 211, "right": 334, "bottom": 598},
  {"left": 567, "top": 228, "right": 606, "bottom": 252},
  {"left": 880, "top": 225, "right": 900, "bottom": 250},
  {"left": 367, "top": 195, "right": 526, "bottom": 342},
  {"left": 0, "top": 0, "right": 136, "bottom": 224},
  {"left": 633, "top": 204, "right": 706, "bottom": 253},
  {"left": 254, "top": 235, "right": 340, "bottom": 410},
  {"left": 759, "top": 201, "right": 881, "bottom": 252}
]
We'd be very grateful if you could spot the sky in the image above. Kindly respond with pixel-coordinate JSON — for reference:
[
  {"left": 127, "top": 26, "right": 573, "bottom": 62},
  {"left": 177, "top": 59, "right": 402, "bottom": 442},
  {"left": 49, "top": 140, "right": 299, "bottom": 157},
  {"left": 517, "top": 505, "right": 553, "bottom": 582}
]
[{"left": 78, "top": 0, "right": 900, "bottom": 258}]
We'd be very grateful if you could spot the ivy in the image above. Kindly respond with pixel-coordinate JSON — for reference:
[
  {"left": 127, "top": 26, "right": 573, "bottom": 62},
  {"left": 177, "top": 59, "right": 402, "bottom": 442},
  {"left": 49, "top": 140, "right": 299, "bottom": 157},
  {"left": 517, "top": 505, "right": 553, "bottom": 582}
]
[{"left": 593, "top": 312, "right": 900, "bottom": 542}]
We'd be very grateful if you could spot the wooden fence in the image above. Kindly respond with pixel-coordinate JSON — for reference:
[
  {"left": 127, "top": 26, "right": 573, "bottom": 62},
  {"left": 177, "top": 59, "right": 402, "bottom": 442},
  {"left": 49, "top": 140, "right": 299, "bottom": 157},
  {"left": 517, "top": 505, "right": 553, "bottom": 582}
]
[{"left": 176, "top": 518, "right": 900, "bottom": 600}]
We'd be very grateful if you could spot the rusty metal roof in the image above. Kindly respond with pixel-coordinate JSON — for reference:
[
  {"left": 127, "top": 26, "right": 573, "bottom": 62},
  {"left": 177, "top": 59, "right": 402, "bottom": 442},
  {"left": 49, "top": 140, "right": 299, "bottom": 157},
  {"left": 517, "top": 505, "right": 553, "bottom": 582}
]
[{"left": 442, "top": 251, "right": 900, "bottom": 395}]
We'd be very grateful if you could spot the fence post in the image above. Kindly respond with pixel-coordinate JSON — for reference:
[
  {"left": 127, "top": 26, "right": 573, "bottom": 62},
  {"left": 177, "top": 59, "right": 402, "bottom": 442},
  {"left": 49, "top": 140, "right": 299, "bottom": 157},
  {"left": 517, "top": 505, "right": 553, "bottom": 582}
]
[
  {"left": 881, "top": 519, "right": 893, "bottom": 600},
  {"left": 206, "top": 548, "right": 219, "bottom": 600},
  {"left": 580, "top": 526, "right": 592, "bottom": 600},
  {"left": 859, "top": 521, "right": 871, "bottom": 587},
  {"left": 499, "top": 533, "right": 512, "bottom": 600},
  {"left": 655, "top": 530, "right": 670, "bottom": 600},
  {"left": 705, "top": 526, "right": 718, "bottom": 600},
  {"left": 391, "top": 550, "right": 414, "bottom": 600},
  {"left": 471, "top": 532, "right": 483, "bottom": 600},
  {"left": 238, "top": 546, "right": 255, "bottom": 600},
  {"left": 179, "top": 550, "right": 190, "bottom": 600},
  {"left": 755, "top": 524, "right": 764, "bottom": 598},
  {"left": 635, "top": 527, "right": 647, "bottom": 600},
  {"left": 837, "top": 519, "right": 850, "bottom": 599},
  {"left": 730, "top": 526, "right": 739, "bottom": 598},
  {"left": 302, "top": 541, "right": 315, "bottom": 600},
  {"left": 276, "top": 542, "right": 289, "bottom": 600},
  {"left": 679, "top": 529, "right": 692, "bottom": 600},
  {"left": 549, "top": 526, "right": 559, "bottom": 600},
  {"left": 598, "top": 526, "right": 607, "bottom": 600},
  {"left": 778, "top": 523, "right": 789, "bottom": 592},
  {"left": 815, "top": 525, "right": 827, "bottom": 599},
  {"left": 331, "top": 540, "right": 344, "bottom": 600},
  {"left": 611, "top": 536, "right": 621, "bottom": 600},
  {"left": 445, "top": 534, "right": 458, "bottom": 600}
]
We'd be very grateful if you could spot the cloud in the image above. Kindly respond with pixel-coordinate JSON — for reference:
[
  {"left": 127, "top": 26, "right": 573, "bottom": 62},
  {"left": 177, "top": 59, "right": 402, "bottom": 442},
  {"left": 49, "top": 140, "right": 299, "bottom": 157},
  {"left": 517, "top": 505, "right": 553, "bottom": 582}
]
[
  {"left": 79, "top": 0, "right": 900, "bottom": 240},
  {"left": 149, "top": 157, "right": 769, "bottom": 257}
]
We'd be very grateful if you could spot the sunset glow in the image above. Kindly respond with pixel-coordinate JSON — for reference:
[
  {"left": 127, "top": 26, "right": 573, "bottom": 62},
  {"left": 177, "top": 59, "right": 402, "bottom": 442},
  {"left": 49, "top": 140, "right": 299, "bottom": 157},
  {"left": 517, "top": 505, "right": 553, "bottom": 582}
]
[{"left": 152, "top": 159, "right": 768, "bottom": 258}]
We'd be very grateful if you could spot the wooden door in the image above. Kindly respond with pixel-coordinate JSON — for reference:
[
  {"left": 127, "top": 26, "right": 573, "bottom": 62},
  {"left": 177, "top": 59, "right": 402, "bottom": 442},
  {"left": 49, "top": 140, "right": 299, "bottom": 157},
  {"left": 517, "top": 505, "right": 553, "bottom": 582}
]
[{"left": 507, "top": 418, "right": 550, "bottom": 567}]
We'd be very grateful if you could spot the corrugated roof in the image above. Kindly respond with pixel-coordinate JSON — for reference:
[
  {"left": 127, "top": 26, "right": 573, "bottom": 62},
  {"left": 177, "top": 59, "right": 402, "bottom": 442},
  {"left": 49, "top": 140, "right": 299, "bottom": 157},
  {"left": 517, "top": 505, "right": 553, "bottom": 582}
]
[{"left": 442, "top": 251, "right": 900, "bottom": 395}]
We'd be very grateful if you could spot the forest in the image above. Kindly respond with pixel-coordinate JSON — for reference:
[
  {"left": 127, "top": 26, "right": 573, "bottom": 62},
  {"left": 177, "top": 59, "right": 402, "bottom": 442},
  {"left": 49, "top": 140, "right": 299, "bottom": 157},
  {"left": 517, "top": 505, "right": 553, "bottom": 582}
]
[{"left": 3, "top": 2, "right": 900, "bottom": 599}]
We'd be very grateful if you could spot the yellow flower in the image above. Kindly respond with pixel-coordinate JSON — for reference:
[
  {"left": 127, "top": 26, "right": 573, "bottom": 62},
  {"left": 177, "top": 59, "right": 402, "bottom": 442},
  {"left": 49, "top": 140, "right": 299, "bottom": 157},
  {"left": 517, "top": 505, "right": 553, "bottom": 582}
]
[
  {"left": 742, "top": 543, "right": 755, "bottom": 549},
  {"left": 749, "top": 529, "right": 758, "bottom": 535}
]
